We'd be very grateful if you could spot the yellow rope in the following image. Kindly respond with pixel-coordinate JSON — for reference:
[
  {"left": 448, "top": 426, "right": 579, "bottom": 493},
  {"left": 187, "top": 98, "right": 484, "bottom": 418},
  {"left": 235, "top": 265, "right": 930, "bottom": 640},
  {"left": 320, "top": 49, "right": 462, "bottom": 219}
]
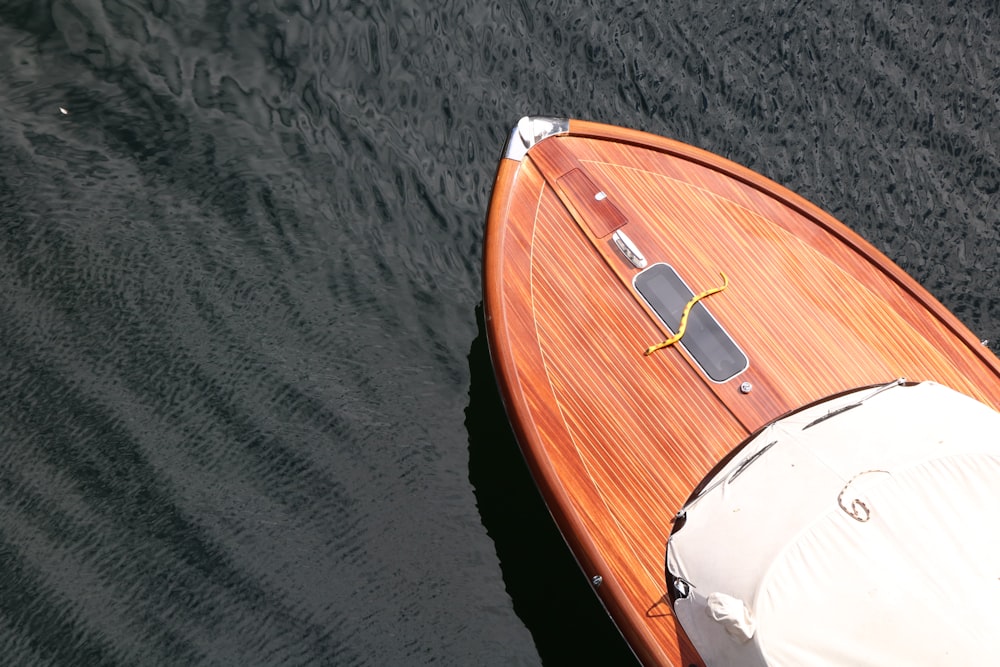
[{"left": 645, "top": 272, "right": 729, "bottom": 356}]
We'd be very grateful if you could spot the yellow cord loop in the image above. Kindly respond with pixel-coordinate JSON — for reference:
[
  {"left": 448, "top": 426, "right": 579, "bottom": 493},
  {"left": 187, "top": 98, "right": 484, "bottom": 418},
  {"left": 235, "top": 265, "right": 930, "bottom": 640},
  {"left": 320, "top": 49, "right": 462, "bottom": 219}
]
[{"left": 645, "top": 272, "right": 730, "bottom": 356}]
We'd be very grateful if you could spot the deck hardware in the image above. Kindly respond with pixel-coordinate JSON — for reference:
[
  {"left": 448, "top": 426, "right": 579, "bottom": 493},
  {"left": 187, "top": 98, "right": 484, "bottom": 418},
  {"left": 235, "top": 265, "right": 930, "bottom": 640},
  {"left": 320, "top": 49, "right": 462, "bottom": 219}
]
[
  {"left": 803, "top": 378, "right": 905, "bottom": 430},
  {"left": 595, "top": 191, "right": 607, "bottom": 201},
  {"left": 728, "top": 441, "right": 778, "bottom": 484},
  {"left": 611, "top": 229, "right": 647, "bottom": 268},
  {"left": 591, "top": 575, "right": 603, "bottom": 588},
  {"left": 503, "top": 116, "right": 570, "bottom": 161},
  {"left": 740, "top": 382, "right": 752, "bottom": 394}
]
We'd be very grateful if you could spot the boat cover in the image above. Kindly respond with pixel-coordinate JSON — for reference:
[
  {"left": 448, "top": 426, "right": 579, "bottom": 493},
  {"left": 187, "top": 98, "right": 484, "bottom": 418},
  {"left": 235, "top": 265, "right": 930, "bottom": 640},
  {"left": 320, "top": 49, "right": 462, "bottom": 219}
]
[{"left": 666, "top": 381, "right": 1000, "bottom": 666}]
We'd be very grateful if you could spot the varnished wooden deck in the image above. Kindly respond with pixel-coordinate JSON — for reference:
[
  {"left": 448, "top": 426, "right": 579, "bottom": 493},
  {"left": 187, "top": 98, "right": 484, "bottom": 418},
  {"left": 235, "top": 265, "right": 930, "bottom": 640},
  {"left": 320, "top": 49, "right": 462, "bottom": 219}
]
[{"left": 483, "top": 119, "right": 1000, "bottom": 667}]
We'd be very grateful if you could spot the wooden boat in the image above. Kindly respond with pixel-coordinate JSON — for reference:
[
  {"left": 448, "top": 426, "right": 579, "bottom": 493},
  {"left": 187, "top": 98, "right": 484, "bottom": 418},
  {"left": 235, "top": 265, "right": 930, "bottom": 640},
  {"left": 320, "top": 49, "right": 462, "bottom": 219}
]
[{"left": 482, "top": 117, "right": 1000, "bottom": 666}]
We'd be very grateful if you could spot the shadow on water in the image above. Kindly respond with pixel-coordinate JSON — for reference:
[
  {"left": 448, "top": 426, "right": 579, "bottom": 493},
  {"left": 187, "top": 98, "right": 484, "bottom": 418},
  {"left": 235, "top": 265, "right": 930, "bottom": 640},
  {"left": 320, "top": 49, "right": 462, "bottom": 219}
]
[{"left": 466, "top": 305, "right": 641, "bottom": 667}]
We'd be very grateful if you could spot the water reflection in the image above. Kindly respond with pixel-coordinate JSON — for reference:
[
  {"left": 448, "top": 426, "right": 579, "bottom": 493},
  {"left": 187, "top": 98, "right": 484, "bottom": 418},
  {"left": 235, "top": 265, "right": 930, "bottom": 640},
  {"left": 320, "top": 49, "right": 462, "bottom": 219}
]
[{"left": 467, "top": 305, "right": 641, "bottom": 666}]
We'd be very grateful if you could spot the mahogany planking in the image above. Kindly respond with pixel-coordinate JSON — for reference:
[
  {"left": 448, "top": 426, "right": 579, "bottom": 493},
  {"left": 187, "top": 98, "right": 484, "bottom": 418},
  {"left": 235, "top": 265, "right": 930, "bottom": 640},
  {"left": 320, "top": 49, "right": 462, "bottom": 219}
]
[{"left": 482, "top": 119, "right": 1000, "bottom": 666}]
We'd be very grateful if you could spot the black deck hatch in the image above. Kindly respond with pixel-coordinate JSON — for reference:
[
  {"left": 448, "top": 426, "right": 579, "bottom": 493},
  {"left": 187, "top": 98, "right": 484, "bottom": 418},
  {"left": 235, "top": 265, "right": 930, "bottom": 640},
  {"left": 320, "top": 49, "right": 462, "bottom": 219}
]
[{"left": 634, "top": 263, "right": 748, "bottom": 382}]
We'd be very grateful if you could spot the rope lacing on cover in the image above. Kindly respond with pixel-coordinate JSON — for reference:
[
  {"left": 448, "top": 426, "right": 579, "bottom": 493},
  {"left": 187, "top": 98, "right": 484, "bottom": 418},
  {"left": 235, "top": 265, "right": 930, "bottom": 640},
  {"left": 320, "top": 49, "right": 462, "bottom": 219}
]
[{"left": 838, "top": 469, "right": 889, "bottom": 522}]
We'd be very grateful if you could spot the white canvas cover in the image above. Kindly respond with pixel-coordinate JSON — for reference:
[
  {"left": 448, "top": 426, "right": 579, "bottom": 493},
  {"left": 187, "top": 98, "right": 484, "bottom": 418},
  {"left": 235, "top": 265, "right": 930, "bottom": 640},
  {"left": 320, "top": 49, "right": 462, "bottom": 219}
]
[{"left": 666, "top": 381, "right": 1000, "bottom": 666}]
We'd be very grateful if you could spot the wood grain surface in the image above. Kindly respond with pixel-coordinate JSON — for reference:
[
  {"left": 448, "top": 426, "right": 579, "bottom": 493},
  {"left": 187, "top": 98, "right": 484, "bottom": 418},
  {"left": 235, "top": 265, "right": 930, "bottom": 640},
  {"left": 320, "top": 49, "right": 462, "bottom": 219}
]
[{"left": 482, "top": 119, "right": 1000, "bottom": 667}]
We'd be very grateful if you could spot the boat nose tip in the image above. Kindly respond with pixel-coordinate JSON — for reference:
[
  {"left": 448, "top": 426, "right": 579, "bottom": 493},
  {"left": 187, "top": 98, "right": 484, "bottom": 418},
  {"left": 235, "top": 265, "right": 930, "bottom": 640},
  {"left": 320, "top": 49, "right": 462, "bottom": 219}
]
[{"left": 504, "top": 116, "right": 569, "bottom": 160}]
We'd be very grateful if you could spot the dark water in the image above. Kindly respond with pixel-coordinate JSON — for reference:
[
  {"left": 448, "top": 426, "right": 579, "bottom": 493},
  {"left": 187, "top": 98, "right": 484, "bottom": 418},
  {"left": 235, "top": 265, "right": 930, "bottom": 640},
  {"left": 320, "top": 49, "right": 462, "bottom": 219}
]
[{"left": 0, "top": 1, "right": 998, "bottom": 665}]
